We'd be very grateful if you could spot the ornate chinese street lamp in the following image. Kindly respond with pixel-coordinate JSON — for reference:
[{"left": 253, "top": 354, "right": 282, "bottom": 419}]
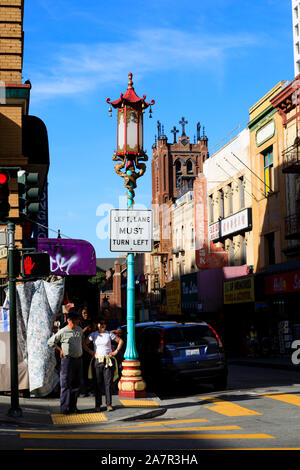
[{"left": 106, "top": 73, "right": 154, "bottom": 398}]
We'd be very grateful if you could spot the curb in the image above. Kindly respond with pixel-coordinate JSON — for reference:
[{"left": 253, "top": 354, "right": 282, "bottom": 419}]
[{"left": 122, "top": 407, "right": 167, "bottom": 421}]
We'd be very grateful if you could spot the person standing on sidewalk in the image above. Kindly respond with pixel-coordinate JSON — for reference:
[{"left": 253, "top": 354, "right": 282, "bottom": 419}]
[
  {"left": 79, "top": 307, "right": 93, "bottom": 397},
  {"left": 83, "top": 318, "right": 123, "bottom": 412},
  {"left": 47, "top": 308, "right": 83, "bottom": 414}
]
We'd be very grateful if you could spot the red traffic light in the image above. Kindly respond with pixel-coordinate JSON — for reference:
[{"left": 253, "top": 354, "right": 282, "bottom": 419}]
[{"left": 0, "top": 172, "right": 8, "bottom": 185}]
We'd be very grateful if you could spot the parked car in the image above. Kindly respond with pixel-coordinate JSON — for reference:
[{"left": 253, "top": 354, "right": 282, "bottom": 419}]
[{"left": 120, "top": 321, "right": 227, "bottom": 391}]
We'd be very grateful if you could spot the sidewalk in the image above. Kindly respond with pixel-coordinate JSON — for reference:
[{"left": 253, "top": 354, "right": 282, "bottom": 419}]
[{"left": 0, "top": 392, "right": 167, "bottom": 430}]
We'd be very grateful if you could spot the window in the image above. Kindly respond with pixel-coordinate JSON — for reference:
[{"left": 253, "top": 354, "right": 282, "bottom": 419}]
[
  {"left": 182, "top": 226, "right": 184, "bottom": 250},
  {"left": 191, "top": 226, "right": 195, "bottom": 248},
  {"left": 240, "top": 235, "right": 247, "bottom": 265},
  {"left": 186, "top": 160, "right": 193, "bottom": 174},
  {"left": 228, "top": 238, "right": 234, "bottom": 266},
  {"left": 175, "top": 160, "right": 182, "bottom": 188},
  {"left": 265, "top": 232, "right": 275, "bottom": 266},
  {"left": 209, "top": 194, "right": 214, "bottom": 223},
  {"left": 169, "top": 259, "right": 173, "bottom": 280},
  {"left": 219, "top": 189, "right": 224, "bottom": 219},
  {"left": 164, "top": 326, "right": 217, "bottom": 346},
  {"left": 176, "top": 229, "right": 179, "bottom": 249},
  {"left": 263, "top": 148, "right": 274, "bottom": 195},
  {"left": 239, "top": 176, "right": 245, "bottom": 209}
]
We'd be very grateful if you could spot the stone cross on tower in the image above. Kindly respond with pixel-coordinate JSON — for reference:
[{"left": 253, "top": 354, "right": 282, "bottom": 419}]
[
  {"left": 197, "top": 122, "right": 201, "bottom": 142},
  {"left": 179, "top": 117, "right": 188, "bottom": 137},
  {"left": 157, "top": 120, "right": 162, "bottom": 138},
  {"left": 171, "top": 126, "right": 179, "bottom": 143}
]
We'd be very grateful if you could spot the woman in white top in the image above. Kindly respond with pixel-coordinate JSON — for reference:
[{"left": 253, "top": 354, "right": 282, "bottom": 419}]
[{"left": 83, "top": 318, "right": 123, "bottom": 412}]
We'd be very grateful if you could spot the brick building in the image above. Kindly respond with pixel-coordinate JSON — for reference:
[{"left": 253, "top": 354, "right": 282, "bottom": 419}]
[
  {"left": 149, "top": 119, "right": 210, "bottom": 315},
  {"left": 0, "top": 0, "right": 49, "bottom": 293}
]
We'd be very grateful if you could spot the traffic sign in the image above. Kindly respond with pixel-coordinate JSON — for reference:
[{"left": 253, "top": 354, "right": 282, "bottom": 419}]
[{"left": 110, "top": 209, "right": 153, "bottom": 253}]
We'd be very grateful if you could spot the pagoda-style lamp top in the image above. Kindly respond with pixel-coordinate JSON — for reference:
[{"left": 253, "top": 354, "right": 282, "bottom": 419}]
[{"left": 106, "top": 73, "right": 155, "bottom": 157}]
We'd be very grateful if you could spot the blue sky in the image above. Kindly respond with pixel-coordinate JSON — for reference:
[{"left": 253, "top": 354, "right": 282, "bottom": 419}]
[{"left": 22, "top": 0, "right": 293, "bottom": 258}]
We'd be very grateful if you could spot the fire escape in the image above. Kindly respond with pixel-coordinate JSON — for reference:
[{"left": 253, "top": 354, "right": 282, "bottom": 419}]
[{"left": 280, "top": 84, "right": 300, "bottom": 240}]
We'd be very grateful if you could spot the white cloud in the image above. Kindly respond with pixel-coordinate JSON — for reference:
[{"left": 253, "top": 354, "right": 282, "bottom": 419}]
[{"left": 27, "top": 27, "right": 261, "bottom": 101}]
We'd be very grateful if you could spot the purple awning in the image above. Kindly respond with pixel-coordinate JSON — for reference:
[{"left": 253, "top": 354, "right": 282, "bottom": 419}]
[{"left": 37, "top": 238, "right": 96, "bottom": 276}]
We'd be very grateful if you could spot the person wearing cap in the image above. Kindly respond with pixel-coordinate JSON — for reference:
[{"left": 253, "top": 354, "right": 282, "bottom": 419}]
[{"left": 48, "top": 308, "right": 84, "bottom": 414}]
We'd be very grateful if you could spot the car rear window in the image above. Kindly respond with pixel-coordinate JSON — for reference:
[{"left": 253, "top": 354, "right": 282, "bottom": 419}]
[{"left": 165, "top": 325, "right": 217, "bottom": 346}]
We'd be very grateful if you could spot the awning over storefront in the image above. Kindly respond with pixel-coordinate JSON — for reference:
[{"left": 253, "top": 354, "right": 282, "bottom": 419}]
[
  {"left": 37, "top": 238, "right": 96, "bottom": 276},
  {"left": 197, "top": 265, "right": 249, "bottom": 312}
]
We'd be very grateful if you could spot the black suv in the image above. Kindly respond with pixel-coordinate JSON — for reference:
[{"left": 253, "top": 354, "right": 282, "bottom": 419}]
[{"left": 120, "top": 321, "right": 228, "bottom": 391}]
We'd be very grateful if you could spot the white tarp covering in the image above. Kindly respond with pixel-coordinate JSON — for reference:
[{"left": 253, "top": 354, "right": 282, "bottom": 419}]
[{"left": 0, "top": 278, "right": 64, "bottom": 397}]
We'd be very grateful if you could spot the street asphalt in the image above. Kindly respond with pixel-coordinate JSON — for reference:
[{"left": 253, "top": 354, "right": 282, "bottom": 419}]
[{"left": 0, "top": 355, "right": 297, "bottom": 431}]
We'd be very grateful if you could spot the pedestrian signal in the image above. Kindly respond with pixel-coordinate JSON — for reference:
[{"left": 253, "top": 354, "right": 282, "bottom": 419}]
[{"left": 21, "top": 252, "right": 50, "bottom": 278}]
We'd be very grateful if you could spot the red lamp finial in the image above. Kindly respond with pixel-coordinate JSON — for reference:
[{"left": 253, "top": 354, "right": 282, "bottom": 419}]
[{"left": 128, "top": 73, "right": 133, "bottom": 89}]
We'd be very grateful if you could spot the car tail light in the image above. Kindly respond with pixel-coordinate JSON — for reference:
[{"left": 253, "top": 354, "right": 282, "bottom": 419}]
[
  {"left": 208, "top": 324, "right": 223, "bottom": 349},
  {"left": 157, "top": 330, "right": 165, "bottom": 353}
]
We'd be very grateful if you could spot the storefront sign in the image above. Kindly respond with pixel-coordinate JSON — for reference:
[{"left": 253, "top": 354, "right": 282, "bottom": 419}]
[
  {"left": 256, "top": 119, "right": 275, "bottom": 147},
  {"left": 209, "top": 221, "right": 221, "bottom": 241},
  {"left": 224, "top": 276, "right": 255, "bottom": 304},
  {"left": 110, "top": 209, "right": 153, "bottom": 253},
  {"left": 221, "top": 208, "right": 252, "bottom": 238},
  {"left": 265, "top": 270, "right": 300, "bottom": 295},
  {"left": 181, "top": 273, "right": 198, "bottom": 312},
  {"left": 166, "top": 280, "right": 181, "bottom": 315}
]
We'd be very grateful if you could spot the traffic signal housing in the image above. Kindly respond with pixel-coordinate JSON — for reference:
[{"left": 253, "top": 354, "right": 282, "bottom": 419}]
[
  {"left": 21, "top": 252, "right": 50, "bottom": 278},
  {"left": 18, "top": 171, "right": 40, "bottom": 218},
  {"left": 0, "top": 170, "right": 10, "bottom": 220}
]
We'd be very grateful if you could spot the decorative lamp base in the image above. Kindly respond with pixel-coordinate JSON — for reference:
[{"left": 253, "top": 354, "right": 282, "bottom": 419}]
[{"left": 118, "top": 360, "right": 146, "bottom": 398}]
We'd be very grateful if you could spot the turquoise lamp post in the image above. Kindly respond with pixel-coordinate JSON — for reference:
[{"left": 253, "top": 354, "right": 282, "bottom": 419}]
[{"left": 106, "top": 73, "right": 154, "bottom": 398}]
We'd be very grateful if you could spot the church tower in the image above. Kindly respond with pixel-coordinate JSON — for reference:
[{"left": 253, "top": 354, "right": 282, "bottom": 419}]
[
  {"left": 150, "top": 118, "right": 210, "bottom": 301},
  {"left": 151, "top": 118, "right": 209, "bottom": 207}
]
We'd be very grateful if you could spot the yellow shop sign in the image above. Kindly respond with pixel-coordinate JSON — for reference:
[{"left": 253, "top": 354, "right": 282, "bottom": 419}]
[
  {"left": 224, "top": 277, "right": 254, "bottom": 304},
  {"left": 166, "top": 280, "right": 181, "bottom": 315}
]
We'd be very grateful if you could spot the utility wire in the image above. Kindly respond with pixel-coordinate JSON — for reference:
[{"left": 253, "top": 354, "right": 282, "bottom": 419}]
[
  {"left": 215, "top": 162, "right": 257, "bottom": 202},
  {"left": 24, "top": 217, "right": 73, "bottom": 239},
  {"left": 223, "top": 156, "right": 265, "bottom": 197},
  {"left": 231, "top": 152, "right": 272, "bottom": 193}
]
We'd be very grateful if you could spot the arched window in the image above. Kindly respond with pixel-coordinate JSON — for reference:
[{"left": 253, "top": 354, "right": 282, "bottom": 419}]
[
  {"left": 187, "top": 159, "right": 193, "bottom": 174},
  {"left": 175, "top": 160, "right": 182, "bottom": 188}
]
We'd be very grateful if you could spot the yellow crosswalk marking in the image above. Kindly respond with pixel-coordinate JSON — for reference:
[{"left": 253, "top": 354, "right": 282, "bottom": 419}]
[
  {"left": 96, "top": 425, "right": 243, "bottom": 433},
  {"left": 201, "top": 396, "right": 262, "bottom": 416},
  {"left": 119, "top": 399, "right": 160, "bottom": 407},
  {"left": 20, "top": 432, "right": 275, "bottom": 440},
  {"left": 105, "top": 418, "right": 209, "bottom": 430},
  {"left": 262, "top": 393, "right": 300, "bottom": 406}
]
